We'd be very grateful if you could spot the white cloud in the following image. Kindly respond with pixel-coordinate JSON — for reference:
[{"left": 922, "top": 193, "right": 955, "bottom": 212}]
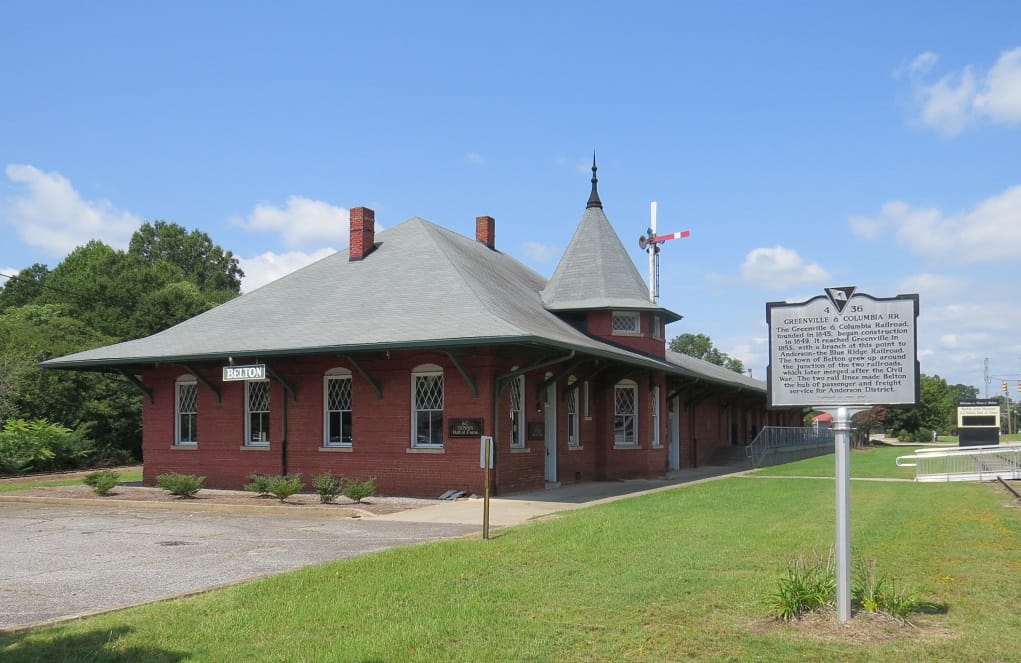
[
  {"left": 739, "top": 245, "right": 830, "bottom": 289},
  {"left": 850, "top": 184, "right": 1021, "bottom": 262},
  {"left": 232, "top": 196, "right": 352, "bottom": 248},
  {"left": 238, "top": 248, "right": 336, "bottom": 292},
  {"left": 3, "top": 164, "right": 141, "bottom": 255},
  {"left": 907, "top": 47, "right": 1021, "bottom": 135},
  {"left": 465, "top": 152, "right": 486, "bottom": 166},
  {"left": 896, "top": 273, "right": 968, "bottom": 300},
  {"left": 940, "top": 332, "right": 991, "bottom": 350},
  {"left": 521, "top": 241, "right": 559, "bottom": 262}
]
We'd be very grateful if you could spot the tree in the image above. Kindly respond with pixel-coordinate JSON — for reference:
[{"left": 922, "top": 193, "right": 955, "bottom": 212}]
[
  {"left": 0, "top": 263, "right": 50, "bottom": 312},
  {"left": 669, "top": 333, "right": 746, "bottom": 374},
  {"left": 129, "top": 220, "right": 244, "bottom": 294},
  {"left": 883, "top": 374, "right": 958, "bottom": 440}
]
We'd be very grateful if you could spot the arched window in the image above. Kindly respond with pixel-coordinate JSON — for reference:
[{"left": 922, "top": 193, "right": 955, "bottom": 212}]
[
  {"left": 614, "top": 379, "right": 638, "bottom": 446},
  {"left": 324, "top": 368, "right": 353, "bottom": 447},
  {"left": 245, "top": 380, "right": 271, "bottom": 446},
  {"left": 509, "top": 374, "right": 525, "bottom": 448},
  {"left": 175, "top": 375, "right": 198, "bottom": 446},
  {"left": 411, "top": 364, "right": 443, "bottom": 447}
]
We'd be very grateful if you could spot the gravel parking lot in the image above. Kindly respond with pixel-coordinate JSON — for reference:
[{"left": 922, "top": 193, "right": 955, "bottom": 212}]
[{"left": 0, "top": 503, "right": 477, "bottom": 631}]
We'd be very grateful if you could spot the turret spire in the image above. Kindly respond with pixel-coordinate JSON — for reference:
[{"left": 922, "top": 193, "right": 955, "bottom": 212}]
[{"left": 586, "top": 152, "right": 602, "bottom": 209}]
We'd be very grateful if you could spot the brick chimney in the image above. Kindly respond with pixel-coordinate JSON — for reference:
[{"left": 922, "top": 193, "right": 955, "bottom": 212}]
[
  {"left": 349, "top": 206, "right": 375, "bottom": 261},
  {"left": 476, "top": 215, "right": 495, "bottom": 250}
]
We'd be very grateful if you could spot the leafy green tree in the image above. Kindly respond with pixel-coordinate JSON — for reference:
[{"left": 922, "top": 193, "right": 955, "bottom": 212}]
[
  {"left": 0, "top": 263, "right": 50, "bottom": 312},
  {"left": 669, "top": 333, "right": 745, "bottom": 374},
  {"left": 883, "top": 374, "right": 958, "bottom": 439},
  {"left": 129, "top": 220, "right": 244, "bottom": 294}
]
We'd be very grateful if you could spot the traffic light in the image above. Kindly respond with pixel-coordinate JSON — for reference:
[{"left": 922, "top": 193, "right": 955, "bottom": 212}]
[
  {"left": 1017, "top": 381, "right": 1020, "bottom": 393},
  {"left": 1003, "top": 380, "right": 1008, "bottom": 392}
]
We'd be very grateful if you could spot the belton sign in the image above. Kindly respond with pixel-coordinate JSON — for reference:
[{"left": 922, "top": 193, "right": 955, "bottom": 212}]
[
  {"left": 221, "top": 364, "right": 267, "bottom": 381},
  {"left": 767, "top": 286, "right": 919, "bottom": 408}
]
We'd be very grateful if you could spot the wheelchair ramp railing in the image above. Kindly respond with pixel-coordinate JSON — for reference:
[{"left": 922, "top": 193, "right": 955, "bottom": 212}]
[
  {"left": 896, "top": 444, "right": 1021, "bottom": 482},
  {"left": 746, "top": 426, "right": 834, "bottom": 468}
]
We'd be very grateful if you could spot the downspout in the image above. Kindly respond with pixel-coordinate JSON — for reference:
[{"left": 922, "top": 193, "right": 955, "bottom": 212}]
[
  {"left": 492, "top": 350, "right": 576, "bottom": 494},
  {"left": 281, "top": 394, "right": 288, "bottom": 476}
]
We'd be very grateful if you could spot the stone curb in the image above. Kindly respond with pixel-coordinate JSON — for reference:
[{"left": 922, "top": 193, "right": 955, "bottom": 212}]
[{"left": 0, "top": 494, "right": 374, "bottom": 518}]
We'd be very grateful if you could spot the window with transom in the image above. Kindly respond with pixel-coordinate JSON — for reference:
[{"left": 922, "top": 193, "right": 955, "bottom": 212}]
[
  {"left": 324, "top": 368, "right": 353, "bottom": 446},
  {"left": 175, "top": 375, "right": 197, "bottom": 446},
  {"left": 567, "top": 379, "right": 580, "bottom": 447},
  {"left": 509, "top": 374, "right": 525, "bottom": 448},
  {"left": 611, "top": 311, "right": 641, "bottom": 335},
  {"left": 614, "top": 380, "right": 638, "bottom": 446},
  {"left": 412, "top": 364, "right": 444, "bottom": 447},
  {"left": 246, "top": 380, "right": 271, "bottom": 446}
]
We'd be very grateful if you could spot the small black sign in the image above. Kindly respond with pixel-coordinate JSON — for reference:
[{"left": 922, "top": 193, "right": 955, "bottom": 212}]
[
  {"left": 527, "top": 421, "right": 545, "bottom": 441},
  {"left": 448, "top": 418, "right": 484, "bottom": 438}
]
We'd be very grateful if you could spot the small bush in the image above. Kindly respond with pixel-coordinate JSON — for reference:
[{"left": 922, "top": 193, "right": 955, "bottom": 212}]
[
  {"left": 312, "top": 472, "right": 343, "bottom": 504},
  {"left": 343, "top": 477, "right": 376, "bottom": 504},
  {"left": 0, "top": 419, "right": 95, "bottom": 474},
  {"left": 156, "top": 472, "right": 205, "bottom": 497},
  {"left": 853, "top": 557, "right": 916, "bottom": 620},
  {"left": 767, "top": 551, "right": 835, "bottom": 621},
  {"left": 83, "top": 469, "right": 120, "bottom": 496},
  {"left": 244, "top": 473, "right": 272, "bottom": 497},
  {"left": 267, "top": 474, "right": 304, "bottom": 502}
]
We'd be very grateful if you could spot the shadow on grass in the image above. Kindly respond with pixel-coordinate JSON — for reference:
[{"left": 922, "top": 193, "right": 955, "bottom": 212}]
[
  {"left": 0, "top": 626, "right": 187, "bottom": 662},
  {"left": 912, "top": 600, "right": 950, "bottom": 615}
]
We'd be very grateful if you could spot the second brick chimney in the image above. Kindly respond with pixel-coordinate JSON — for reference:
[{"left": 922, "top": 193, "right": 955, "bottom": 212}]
[
  {"left": 476, "top": 215, "right": 495, "bottom": 250},
  {"left": 349, "top": 206, "right": 375, "bottom": 261}
]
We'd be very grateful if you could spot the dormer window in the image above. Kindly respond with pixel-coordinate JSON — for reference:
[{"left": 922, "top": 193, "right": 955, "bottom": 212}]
[
  {"left": 611, "top": 311, "right": 641, "bottom": 336},
  {"left": 652, "top": 315, "right": 662, "bottom": 340}
]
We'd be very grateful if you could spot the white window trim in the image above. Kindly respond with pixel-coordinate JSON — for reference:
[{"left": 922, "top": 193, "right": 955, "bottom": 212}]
[
  {"left": 510, "top": 374, "right": 526, "bottom": 449},
  {"left": 583, "top": 380, "right": 591, "bottom": 419},
  {"left": 324, "top": 368, "right": 353, "bottom": 448},
  {"left": 245, "top": 380, "right": 271, "bottom": 447},
  {"left": 611, "top": 311, "right": 641, "bottom": 336},
  {"left": 652, "top": 315, "right": 662, "bottom": 340},
  {"left": 614, "top": 379, "right": 639, "bottom": 447},
  {"left": 651, "top": 385, "right": 661, "bottom": 447},
  {"left": 411, "top": 364, "right": 444, "bottom": 448},
  {"left": 175, "top": 375, "right": 198, "bottom": 447}
]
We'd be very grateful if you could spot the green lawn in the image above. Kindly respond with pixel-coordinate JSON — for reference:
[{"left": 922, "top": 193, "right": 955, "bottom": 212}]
[
  {"left": 2, "top": 465, "right": 1019, "bottom": 661},
  {"left": 0, "top": 468, "right": 143, "bottom": 493},
  {"left": 749, "top": 445, "right": 917, "bottom": 479}
]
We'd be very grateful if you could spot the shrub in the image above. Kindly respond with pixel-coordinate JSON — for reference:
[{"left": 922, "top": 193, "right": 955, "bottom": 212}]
[
  {"left": 343, "top": 477, "right": 376, "bottom": 504},
  {"left": 244, "top": 473, "right": 272, "bottom": 497},
  {"left": 767, "top": 551, "right": 835, "bottom": 621},
  {"left": 83, "top": 469, "right": 120, "bottom": 496},
  {"left": 267, "top": 474, "right": 304, "bottom": 502},
  {"left": 0, "top": 419, "right": 96, "bottom": 474},
  {"left": 156, "top": 472, "right": 205, "bottom": 497},
  {"left": 853, "top": 557, "right": 916, "bottom": 620},
  {"left": 312, "top": 472, "right": 343, "bottom": 504}
]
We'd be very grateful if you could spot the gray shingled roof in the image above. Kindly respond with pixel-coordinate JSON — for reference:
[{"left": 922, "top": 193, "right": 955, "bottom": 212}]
[
  {"left": 541, "top": 205, "right": 681, "bottom": 322},
  {"left": 665, "top": 349, "right": 765, "bottom": 392},
  {"left": 42, "top": 217, "right": 674, "bottom": 372}
]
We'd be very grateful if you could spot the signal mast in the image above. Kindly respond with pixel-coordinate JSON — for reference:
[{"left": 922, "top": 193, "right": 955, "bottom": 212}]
[{"left": 638, "top": 201, "right": 690, "bottom": 302}]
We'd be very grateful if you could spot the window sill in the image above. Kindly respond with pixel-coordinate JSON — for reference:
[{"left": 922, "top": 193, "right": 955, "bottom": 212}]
[
  {"left": 651, "top": 443, "right": 663, "bottom": 449},
  {"left": 407, "top": 447, "right": 445, "bottom": 454},
  {"left": 567, "top": 445, "right": 584, "bottom": 451},
  {"left": 171, "top": 444, "right": 197, "bottom": 450},
  {"left": 613, "top": 444, "right": 641, "bottom": 450},
  {"left": 510, "top": 447, "right": 531, "bottom": 454},
  {"left": 611, "top": 331, "right": 642, "bottom": 337},
  {"left": 320, "top": 445, "right": 353, "bottom": 452},
  {"left": 241, "top": 444, "right": 271, "bottom": 451}
]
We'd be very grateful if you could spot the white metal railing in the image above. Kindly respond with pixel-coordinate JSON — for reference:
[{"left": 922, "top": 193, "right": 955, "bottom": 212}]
[
  {"left": 896, "top": 444, "right": 1021, "bottom": 482},
  {"left": 746, "top": 426, "right": 834, "bottom": 467}
]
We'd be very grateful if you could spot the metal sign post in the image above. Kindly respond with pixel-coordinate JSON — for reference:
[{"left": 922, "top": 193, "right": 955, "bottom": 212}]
[
  {"left": 480, "top": 435, "right": 494, "bottom": 540},
  {"left": 768, "top": 287, "right": 919, "bottom": 622}
]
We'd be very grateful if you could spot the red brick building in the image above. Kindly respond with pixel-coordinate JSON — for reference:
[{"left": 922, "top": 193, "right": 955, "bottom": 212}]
[{"left": 45, "top": 165, "right": 800, "bottom": 496}]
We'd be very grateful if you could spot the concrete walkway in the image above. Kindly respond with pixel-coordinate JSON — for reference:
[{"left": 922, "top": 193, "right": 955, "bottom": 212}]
[{"left": 377, "top": 465, "right": 746, "bottom": 527}]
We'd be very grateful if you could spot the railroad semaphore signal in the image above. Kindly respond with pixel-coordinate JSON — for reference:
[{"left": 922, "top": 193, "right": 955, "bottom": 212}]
[{"left": 639, "top": 201, "right": 690, "bottom": 302}]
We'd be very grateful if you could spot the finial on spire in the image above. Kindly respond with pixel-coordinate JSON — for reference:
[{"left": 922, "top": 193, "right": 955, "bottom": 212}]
[{"left": 586, "top": 152, "right": 602, "bottom": 209}]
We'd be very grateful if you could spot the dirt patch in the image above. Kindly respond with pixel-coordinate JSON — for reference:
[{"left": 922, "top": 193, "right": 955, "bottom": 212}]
[
  {"left": 748, "top": 608, "right": 952, "bottom": 645},
  {"left": 7, "top": 483, "right": 440, "bottom": 516}
]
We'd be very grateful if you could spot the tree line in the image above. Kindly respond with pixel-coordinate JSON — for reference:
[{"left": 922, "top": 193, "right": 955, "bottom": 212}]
[{"left": 0, "top": 221, "right": 242, "bottom": 471}]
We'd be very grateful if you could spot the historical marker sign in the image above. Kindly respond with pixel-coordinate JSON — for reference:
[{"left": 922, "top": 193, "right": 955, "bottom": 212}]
[{"left": 767, "top": 287, "right": 919, "bottom": 408}]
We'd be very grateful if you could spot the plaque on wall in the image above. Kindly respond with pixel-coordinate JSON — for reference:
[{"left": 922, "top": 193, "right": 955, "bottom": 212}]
[
  {"left": 527, "top": 421, "right": 545, "bottom": 440},
  {"left": 448, "top": 418, "right": 484, "bottom": 438}
]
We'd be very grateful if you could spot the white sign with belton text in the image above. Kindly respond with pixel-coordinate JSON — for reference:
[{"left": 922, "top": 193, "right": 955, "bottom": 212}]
[{"left": 221, "top": 364, "right": 267, "bottom": 381}]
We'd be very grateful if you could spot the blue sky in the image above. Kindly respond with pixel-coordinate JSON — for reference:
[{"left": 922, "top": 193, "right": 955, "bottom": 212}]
[{"left": 2, "top": 1, "right": 1020, "bottom": 396}]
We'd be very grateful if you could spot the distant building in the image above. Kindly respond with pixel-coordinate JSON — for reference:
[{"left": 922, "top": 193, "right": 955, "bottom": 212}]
[{"left": 44, "top": 164, "right": 800, "bottom": 496}]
